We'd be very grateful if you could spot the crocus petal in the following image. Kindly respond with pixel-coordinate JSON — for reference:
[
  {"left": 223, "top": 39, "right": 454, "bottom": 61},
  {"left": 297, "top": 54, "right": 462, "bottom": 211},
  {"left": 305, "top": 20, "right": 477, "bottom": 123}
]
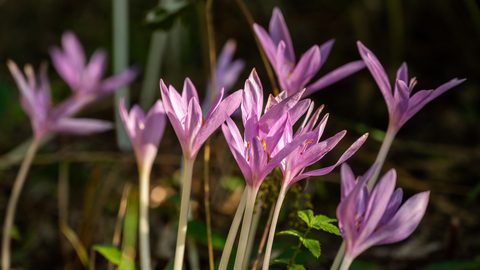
[
  {"left": 275, "top": 41, "right": 290, "bottom": 92},
  {"left": 337, "top": 174, "right": 370, "bottom": 254},
  {"left": 222, "top": 123, "right": 252, "bottom": 184},
  {"left": 99, "top": 66, "right": 138, "bottom": 94},
  {"left": 160, "top": 80, "right": 186, "bottom": 144},
  {"left": 357, "top": 41, "right": 394, "bottom": 112},
  {"left": 241, "top": 69, "right": 264, "bottom": 123},
  {"left": 119, "top": 97, "right": 136, "bottom": 139},
  {"left": 340, "top": 163, "right": 356, "bottom": 201},
  {"left": 358, "top": 191, "right": 429, "bottom": 251},
  {"left": 197, "top": 90, "right": 243, "bottom": 146},
  {"left": 85, "top": 49, "right": 107, "bottom": 83},
  {"left": 287, "top": 99, "right": 311, "bottom": 125},
  {"left": 396, "top": 62, "right": 408, "bottom": 83},
  {"left": 142, "top": 99, "right": 166, "bottom": 150},
  {"left": 224, "top": 115, "right": 246, "bottom": 153},
  {"left": 269, "top": 7, "right": 295, "bottom": 64},
  {"left": 378, "top": 188, "right": 403, "bottom": 226},
  {"left": 289, "top": 45, "right": 321, "bottom": 93},
  {"left": 319, "top": 39, "right": 335, "bottom": 68},
  {"left": 182, "top": 78, "right": 200, "bottom": 106},
  {"left": 253, "top": 24, "right": 277, "bottom": 68},
  {"left": 304, "top": 60, "right": 366, "bottom": 97},
  {"left": 403, "top": 78, "right": 466, "bottom": 125},
  {"left": 53, "top": 118, "right": 113, "bottom": 135},
  {"left": 7, "top": 60, "right": 35, "bottom": 110},
  {"left": 62, "top": 31, "right": 86, "bottom": 71},
  {"left": 392, "top": 79, "right": 410, "bottom": 124},
  {"left": 184, "top": 98, "right": 203, "bottom": 157},
  {"left": 356, "top": 169, "right": 396, "bottom": 245},
  {"left": 49, "top": 47, "right": 80, "bottom": 90},
  {"left": 259, "top": 89, "right": 304, "bottom": 133}
]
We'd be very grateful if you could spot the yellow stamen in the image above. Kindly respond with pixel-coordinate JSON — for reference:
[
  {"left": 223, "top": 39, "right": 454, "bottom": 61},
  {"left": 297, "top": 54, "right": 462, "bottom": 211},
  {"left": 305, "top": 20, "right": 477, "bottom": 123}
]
[
  {"left": 247, "top": 141, "right": 250, "bottom": 150},
  {"left": 201, "top": 117, "right": 204, "bottom": 127},
  {"left": 262, "top": 139, "right": 267, "bottom": 152}
]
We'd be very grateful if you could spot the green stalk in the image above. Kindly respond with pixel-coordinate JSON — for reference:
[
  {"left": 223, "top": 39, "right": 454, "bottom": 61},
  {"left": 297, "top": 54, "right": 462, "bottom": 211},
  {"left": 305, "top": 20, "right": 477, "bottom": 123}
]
[
  {"left": 139, "top": 167, "right": 152, "bottom": 270},
  {"left": 262, "top": 184, "right": 287, "bottom": 270},
  {"left": 173, "top": 158, "right": 195, "bottom": 270},
  {"left": 233, "top": 187, "right": 258, "bottom": 270},
  {"left": 218, "top": 189, "right": 248, "bottom": 270},
  {"left": 367, "top": 123, "right": 397, "bottom": 191},
  {"left": 1, "top": 137, "right": 40, "bottom": 270}
]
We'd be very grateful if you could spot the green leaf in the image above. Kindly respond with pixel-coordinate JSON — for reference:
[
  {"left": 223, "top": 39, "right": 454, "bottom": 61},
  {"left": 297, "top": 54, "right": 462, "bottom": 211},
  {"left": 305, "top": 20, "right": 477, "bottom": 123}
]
[
  {"left": 277, "top": 229, "right": 303, "bottom": 238},
  {"left": 312, "top": 222, "right": 341, "bottom": 236},
  {"left": 93, "top": 245, "right": 122, "bottom": 265},
  {"left": 297, "top": 210, "right": 314, "bottom": 227},
  {"left": 288, "top": 264, "right": 306, "bottom": 270},
  {"left": 301, "top": 238, "right": 321, "bottom": 258},
  {"left": 307, "top": 213, "right": 341, "bottom": 236},
  {"left": 269, "top": 258, "right": 291, "bottom": 265}
]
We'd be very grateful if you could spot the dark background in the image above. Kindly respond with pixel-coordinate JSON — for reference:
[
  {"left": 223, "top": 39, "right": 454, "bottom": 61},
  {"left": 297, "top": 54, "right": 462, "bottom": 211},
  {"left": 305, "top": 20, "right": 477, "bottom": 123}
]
[{"left": 0, "top": 0, "right": 479, "bottom": 269}]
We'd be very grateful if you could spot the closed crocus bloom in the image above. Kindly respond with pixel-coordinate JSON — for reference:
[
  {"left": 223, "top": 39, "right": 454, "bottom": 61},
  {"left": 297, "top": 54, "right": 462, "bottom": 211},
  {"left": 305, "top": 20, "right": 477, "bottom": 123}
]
[
  {"left": 7, "top": 60, "right": 113, "bottom": 140},
  {"left": 160, "top": 78, "right": 242, "bottom": 161},
  {"left": 337, "top": 164, "right": 430, "bottom": 270},
  {"left": 253, "top": 7, "right": 366, "bottom": 97},
  {"left": 119, "top": 98, "right": 166, "bottom": 173},
  {"left": 357, "top": 41, "right": 465, "bottom": 133}
]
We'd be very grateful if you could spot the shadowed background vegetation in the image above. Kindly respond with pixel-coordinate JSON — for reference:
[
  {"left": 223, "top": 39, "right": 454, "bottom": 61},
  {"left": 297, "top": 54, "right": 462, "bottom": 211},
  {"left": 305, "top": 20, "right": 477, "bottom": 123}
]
[{"left": 0, "top": 0, "right": 479, "bottom": 269}]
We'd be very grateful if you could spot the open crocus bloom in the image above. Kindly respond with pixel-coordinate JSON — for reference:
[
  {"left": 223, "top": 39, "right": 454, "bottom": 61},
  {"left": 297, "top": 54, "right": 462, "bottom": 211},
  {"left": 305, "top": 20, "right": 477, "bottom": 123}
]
[
  {"left": 119, "top": 98, "right": 166, "bottom": 172},
  {"left": 49, "top": 31, "right": 138, "bottom": 117},
  {"left": 253, "top": 7, "right": 365, "bottom": 97},
  {"left": 337, "top": 163, "right": 430, "bottom": 266},
  {"left": 7, "top": 60, "right": 113, "bottom": 140},
  {"left": 222, "top": 69, "right": 313, "bottom": 190},
  {"left": 160, "top": 78, "right": 242, "bottom": 161},
  {"left": 357, "top": 41, "right": 465, "bottom": 133}
]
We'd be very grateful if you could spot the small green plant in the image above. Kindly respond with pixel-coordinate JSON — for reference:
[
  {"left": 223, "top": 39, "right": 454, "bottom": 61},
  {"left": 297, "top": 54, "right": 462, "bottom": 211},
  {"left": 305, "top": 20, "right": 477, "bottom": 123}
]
[{"left": 272, "top": 210, "right": 341, "bottom": 269}]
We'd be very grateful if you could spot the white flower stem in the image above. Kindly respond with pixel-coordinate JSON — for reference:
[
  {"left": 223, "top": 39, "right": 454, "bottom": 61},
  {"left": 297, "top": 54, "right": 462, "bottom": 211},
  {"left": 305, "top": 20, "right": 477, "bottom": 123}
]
[
  {"left": 367, "top": 124, "right": 397, "bottom": 191},
  {"left": 242, "top": 192, "right": 262, "bottom": 270},
  {"left": 218, "top": 188, "right": 248, "bottom": 270},
  {"left": 173, "top": 158, "right": 195, "bottom": 270},
  {"left": 338, "top": 254, "right": 353, "bottom": 270},
  {"left": 139, "top": 166, "right": 152, "bottom": 270},
  {"left": 330, "top": 242, "right": 345, "bottom": 270},
  {"left": 233, "top": 187, "right": 258, "bottom": 270},
  {"left": 262, "top": 184, "right": 287, "bottom": 270},
  {"left": 2, "top": 137, "right": 40, "bottom": 270}
]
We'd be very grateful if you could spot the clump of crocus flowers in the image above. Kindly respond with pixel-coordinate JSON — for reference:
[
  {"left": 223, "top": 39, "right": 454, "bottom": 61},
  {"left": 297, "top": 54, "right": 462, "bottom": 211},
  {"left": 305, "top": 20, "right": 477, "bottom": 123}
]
[{"left": 1, "top": 5, "right": 466, "bottom": 270}]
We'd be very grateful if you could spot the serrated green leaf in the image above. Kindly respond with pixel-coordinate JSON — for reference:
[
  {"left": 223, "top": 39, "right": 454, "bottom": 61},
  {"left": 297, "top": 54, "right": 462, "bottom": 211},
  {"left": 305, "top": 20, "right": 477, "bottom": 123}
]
[
  {"left": 301, "top": 238, "right": 321, "bottom": 258},
  {"left": 93, "top": 245, "right": 122, "bottom": 265},
  {"left": 311, "top": 214, "right": 337, "bottom": 225},
  {"left": 277, "top": 229, "right": 303, "bottom": 238},
  {"left": 270, "top": 258, "right": 291, "bottom": 265},
  {"left": 312, "top": 222, "right": 341, "bottom": 236},
  {"left": 288, "top": 264, "right": 306, "bottom": 270},
  {"left": 297, "top": 210, "right": 314, "bottom": 227}
]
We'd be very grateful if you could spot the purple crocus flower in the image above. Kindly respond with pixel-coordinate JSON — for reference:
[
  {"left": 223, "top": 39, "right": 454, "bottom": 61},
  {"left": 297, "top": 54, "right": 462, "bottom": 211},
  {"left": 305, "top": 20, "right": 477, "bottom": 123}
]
[
  {"left": 202, "top": 39, "right": 245, "bottom": 112},
  {"left": 119, "top": 98, "right": 166, "bottom": 172},
  {"left": 7, "top": 60, "right": 113, "bottom": 140},
  {"left": 222, "top": 69, "right": 313, "bottom": 190},
  {"left": 50, "top": 31, "right": 138, "bottom": 116},
  {"left": 337, "top": 163, "right": 430, "bottom": 269},
  {"left": 253, "top": 7, "right": 366, "bottom": 97},
  {"left": 357, "top": 41, "right": 466, "bottom": 133},
  {"left": 275, "top": 102, "right": 369, "bottom": 188},
  {"left": 160, "top": 78, "right": 242, "bottom": 161}
]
